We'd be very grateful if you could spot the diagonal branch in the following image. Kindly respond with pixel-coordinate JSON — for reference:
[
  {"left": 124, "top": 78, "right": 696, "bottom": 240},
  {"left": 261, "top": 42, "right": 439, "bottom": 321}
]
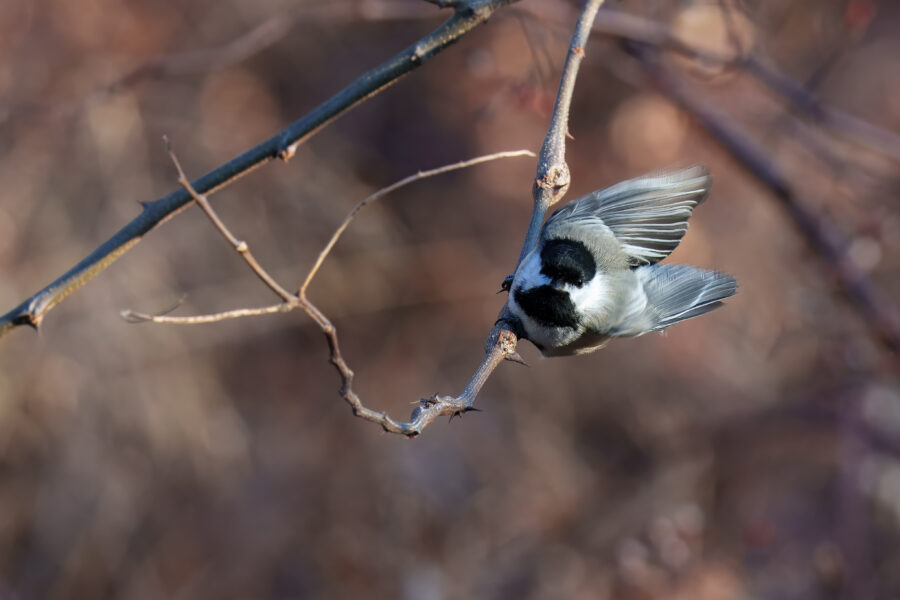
[
  {"left": 0, "top": 0, "right": 519, "bottom": 338},
  {"left": 630, "top": 48, "right": 900, "bottom": 353},
  {"left": 520, "top": 3, "right": 900, "bottom": 164},
  {"left": 585, "top": 8, "right": 900, "bottom": 163}
]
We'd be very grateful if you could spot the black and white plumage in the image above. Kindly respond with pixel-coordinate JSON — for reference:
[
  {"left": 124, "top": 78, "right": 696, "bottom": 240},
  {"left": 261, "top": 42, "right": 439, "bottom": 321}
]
[{"left": 505, "top": 166, "right": 737, "bottom": 356}]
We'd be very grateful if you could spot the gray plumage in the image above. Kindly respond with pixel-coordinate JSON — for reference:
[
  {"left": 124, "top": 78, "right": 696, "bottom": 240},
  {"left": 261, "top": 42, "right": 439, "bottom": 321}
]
[{"left": 506, "top": 166, "right": 737, "bottom": 356}]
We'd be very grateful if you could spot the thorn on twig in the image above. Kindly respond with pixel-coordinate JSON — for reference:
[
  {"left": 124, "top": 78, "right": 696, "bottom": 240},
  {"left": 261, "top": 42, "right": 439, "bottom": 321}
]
[
  {"left": 421, "top": 395, "right": 440, "bottom": 407},
  {"left": 506, "top": 352, "right": 529, "bottom": 367},
  {"left": 449, "top": 406, "right": 481, "bottom": 423}
]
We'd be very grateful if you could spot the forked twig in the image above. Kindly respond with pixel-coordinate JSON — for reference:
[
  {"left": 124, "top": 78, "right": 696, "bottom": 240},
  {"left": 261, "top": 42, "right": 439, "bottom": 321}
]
[
  {"left": 164, "top": 138, "right": 296, "bottom": 302},
  {"left": 124, "top": 0, "right": 606, "bottom": 437},
  {"left": 124, "top": 148, "right": 535, "bottom": 436}
]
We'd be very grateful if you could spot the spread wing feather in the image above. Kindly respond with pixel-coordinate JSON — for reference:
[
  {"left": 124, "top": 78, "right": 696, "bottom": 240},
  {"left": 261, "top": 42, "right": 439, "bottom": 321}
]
[{"left": 542, "top": 166, "right": 712, "bottom": 266}]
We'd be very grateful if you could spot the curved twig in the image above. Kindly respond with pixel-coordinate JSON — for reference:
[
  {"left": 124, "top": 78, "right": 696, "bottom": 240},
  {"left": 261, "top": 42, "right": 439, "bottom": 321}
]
[
  {"left": 125, "top": 148, "right": 534, "bottom": 436},
  {"left": 122, "top": 0, "right": 607, "bottom": 437},
  {"left": 300, "top": 149, "right": 536, "bottom": 298},
  {"left": 484, "top": 0, "right": 607, "bottom": 407}
]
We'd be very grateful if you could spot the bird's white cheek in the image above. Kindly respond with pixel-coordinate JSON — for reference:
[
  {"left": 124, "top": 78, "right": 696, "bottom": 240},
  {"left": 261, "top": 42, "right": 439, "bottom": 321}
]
[{"left": 565, "top": 274, "right": 614, "bottom": 317}]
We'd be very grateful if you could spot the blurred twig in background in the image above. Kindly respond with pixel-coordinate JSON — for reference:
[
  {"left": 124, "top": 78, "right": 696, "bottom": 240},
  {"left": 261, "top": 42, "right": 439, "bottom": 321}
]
[
  {"left": 524, "top": 2, "right": 900, "bottom": 164},
  {"left": 630, "top": 47, "right": 900, "bottom": 354},
  {"left": 0, "top": 1, "right": 444, "bottom": 131}
]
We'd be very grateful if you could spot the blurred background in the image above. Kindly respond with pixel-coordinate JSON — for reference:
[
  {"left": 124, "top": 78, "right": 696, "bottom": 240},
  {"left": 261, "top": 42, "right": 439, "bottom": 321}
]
[{"left": 1, "top": 0, "right": 899, "bottom": 598}]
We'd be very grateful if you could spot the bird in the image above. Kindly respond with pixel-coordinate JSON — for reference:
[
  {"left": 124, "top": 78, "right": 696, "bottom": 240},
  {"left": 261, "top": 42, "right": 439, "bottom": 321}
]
[{"left": 504, "top": 166, "right": 737, "bottom": 357}]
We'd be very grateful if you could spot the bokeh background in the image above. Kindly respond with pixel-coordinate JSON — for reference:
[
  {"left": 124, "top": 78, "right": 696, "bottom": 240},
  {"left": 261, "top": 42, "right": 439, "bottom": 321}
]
[{"left": 1, "top": 0, "right": 899, "bottom": 598}]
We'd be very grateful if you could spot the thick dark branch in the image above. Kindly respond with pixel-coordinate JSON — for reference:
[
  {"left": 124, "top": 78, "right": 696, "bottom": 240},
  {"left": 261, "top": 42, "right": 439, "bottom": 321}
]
[
  {"left": 632, "top": 50, "right": 900, "bottom": 353},
  {"left": 0, "top": 0, "right": 518, "bottom": 337}
]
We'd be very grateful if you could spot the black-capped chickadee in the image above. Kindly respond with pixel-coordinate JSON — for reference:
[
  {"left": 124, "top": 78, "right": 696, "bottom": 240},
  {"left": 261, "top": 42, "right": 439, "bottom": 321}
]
[{"left": 505, "top": 166, "right": 737, "bottom": 357}]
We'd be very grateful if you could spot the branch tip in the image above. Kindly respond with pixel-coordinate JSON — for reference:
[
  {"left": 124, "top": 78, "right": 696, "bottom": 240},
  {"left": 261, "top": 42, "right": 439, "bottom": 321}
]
[{"left": 506, "top": 352, "right": 528, "bottom": 366}]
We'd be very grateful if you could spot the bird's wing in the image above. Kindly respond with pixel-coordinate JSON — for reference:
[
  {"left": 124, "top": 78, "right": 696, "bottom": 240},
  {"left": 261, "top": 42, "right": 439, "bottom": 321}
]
[{"left": 542, "top": 166, "right": 712, "bottom": 266}]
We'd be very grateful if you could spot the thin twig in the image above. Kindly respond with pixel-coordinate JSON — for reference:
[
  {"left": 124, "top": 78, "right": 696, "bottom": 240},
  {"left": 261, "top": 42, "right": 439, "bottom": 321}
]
[
  {"left": 517, "top": 0, "right": 606, "bottom": 266},
  {"left": 122, "top": 304, "right": 290, "bottom": 324},
  {"left": 483, "top": 0, "right": 606, "bottom": 403},
  {"left": 125, "top": 148, "right": 533, "bottom": 436},
  {"left": 630, "top": 48, "right": 900, "bottom": 353},
  {"left": 300, "top": 149, "right": 535, "bottom": 297},
  {"left": 165, "top": 139, "right": 296, "bottom": 302},
  {"left": 0, "top": 0, "right": 519, "bottom": 337}
]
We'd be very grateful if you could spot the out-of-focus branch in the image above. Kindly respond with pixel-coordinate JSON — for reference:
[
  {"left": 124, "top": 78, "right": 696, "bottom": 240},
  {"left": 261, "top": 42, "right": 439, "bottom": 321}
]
[
  {"left": 630, "top": 47, "right": 900, "bottom": 353},
  {"left": 739, "top": 56, "right": 900, "bottom": 163},
  {"left": 124, "top": 149, "right": 535, "bottom": 437},
  {"left": 595, "top": 10, "right": 900, "bottom": 163},
  {"left": 0, "top": 2, "right": 448, "bottom": 131},
  {"left": 0, "top": 16, "right": 293, "bottom": 129},
  {"left": 0, "top": 0, "right": 518, "bottom": 338},
  {"left": 521, "top": 2, "right": 900, "bottom": 163}
]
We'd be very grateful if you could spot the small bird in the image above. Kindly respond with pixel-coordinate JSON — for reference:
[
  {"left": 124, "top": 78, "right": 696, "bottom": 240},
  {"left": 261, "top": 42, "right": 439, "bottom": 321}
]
[{"left": 505, "top": 166, "right": 737, "bottom": 357}]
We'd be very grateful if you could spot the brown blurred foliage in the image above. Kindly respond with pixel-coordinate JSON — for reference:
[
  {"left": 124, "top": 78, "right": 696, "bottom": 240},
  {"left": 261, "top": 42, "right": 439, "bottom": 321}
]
[{"left": 1, "top": 0, "right": 899, "bottom": 598}]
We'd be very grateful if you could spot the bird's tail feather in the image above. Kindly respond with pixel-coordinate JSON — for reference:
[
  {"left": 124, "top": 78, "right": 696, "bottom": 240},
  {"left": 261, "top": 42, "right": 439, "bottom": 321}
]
[{"left": 637, "top": 264, "right": 737, "bottom": 330}]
